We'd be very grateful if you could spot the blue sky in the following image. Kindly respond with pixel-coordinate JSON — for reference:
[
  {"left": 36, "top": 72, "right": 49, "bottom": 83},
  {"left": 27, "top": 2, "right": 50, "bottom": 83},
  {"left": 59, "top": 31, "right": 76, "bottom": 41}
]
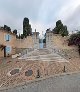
[{"left": 0, "top": 0, "right": 80, "bottom": 34}]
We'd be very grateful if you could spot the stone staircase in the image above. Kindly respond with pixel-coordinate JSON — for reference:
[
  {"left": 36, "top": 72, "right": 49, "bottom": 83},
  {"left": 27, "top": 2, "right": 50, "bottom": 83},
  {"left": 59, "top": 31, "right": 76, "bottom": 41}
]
[{"left": 18, "top": 49, "right": 69, "bottom": 62}]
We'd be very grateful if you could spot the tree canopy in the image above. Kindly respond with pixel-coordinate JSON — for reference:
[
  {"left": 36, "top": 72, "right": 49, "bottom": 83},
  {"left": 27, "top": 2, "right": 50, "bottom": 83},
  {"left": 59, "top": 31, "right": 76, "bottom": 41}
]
[
  {"left": 52, "top": 20, "right": 69, "bottom": 37},
  {"left": 13, "top": 29, "right": 17, "bottom": 35},
  {"left": 4, "top": 25, "right": 11, "bottom": 32},
  {"left": 68, "top": 31, "right": 80, "bottom": 46},
  {"left": 68, "top": 31, "right": 80, "bottom": 56},
  {"left": 23, "top": 17, "right": 32, "bottom": 37}
]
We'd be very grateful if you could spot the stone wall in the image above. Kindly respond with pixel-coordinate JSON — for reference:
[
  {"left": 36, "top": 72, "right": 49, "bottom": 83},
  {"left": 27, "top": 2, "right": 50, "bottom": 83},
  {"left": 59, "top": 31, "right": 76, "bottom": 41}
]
[
  {"left": 0, "top": 72, "right": 80, "bottom": 92},
  {"left": 0, "top": 30, "right": 39, "bottom": 57},
  {"left": 46, "top": 33, "right": 77, "bottom": 50},
  {"left": 15, "top": 36, "right": 34, "bottom": 49},
  {"left": 13, "top": 35, "right": 39, "bottom": 55},
  {"left": 32, "top": 33, "right": 39, "bottom": 49},
  {"left": 0, "top": 29, "right": 16, "bottom": 57},
  {"left": 46, "top": 31, "right": 53, "bottom": 48},
  {"left": 15, "top": 48, "right": 34, "bottom": 56},
  {"left": 15, "top": 35, "right": 39, "bottom": 50}
]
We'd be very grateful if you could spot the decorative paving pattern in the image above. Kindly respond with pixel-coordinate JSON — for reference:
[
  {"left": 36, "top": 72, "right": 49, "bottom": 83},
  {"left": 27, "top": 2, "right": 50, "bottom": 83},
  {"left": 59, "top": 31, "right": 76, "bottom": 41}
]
[
  {"left": 10, "top": 69, "right": 20, "bottom": 75},
  {"left": 25, "top": 70, "right": 33, "bottom": 76},
  {"left": 0, "top": 48, "right": 80, "bottom": 87},
  {"left": 7, "top": 68, "right": 22, "bottom": 77}
]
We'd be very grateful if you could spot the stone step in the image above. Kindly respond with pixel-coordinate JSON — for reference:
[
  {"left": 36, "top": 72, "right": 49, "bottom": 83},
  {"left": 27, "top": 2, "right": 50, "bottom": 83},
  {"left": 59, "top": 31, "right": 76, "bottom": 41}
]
[
  {"left": 18, "top": 48, "right": 69, "bottom": 63},
  {"left": 26, "top": 58, "right": 68, "bottom": 62}
]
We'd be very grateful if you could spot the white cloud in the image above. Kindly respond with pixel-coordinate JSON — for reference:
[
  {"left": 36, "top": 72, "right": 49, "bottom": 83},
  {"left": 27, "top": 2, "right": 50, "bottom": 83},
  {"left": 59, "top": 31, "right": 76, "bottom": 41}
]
[
  {"left": 30, "top": 21, "right": 51, "bottom": 35},
  {"left": 0, "top": 0, "right": 80, "bottom": 34},
  {"left": 60, "top": 0, "right": 80, "bottom": 21}
]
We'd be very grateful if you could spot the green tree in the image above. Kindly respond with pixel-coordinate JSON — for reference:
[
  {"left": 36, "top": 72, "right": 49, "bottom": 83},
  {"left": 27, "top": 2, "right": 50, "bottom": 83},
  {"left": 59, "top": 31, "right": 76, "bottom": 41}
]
[
  {"left": 43, "top": 39, "right": 46, "bottom": 43},
  {"left": 43, "top": 33, "right": 46, "bottom": 43},
  {"left": 53, "top": 20, "right": 63, "bottom": 34},
  {"left": 68, "top": 31, "right": 80, "bottom": 56},
  {"left": 56, "top": 20, "right": 63, "bottom": 34},
  {"left": 23, "top": 17, "right": 32, "bottom": 37},
  {"left": 21, "top": 34, "right": 24, "bottom": 39},
  {"left": 26, "top": 24, "right": 32, "bottom": 36},
  {"left": 60, "top": 26, "right": 69, "bottom": 37},
  {"left": 4, "top": 25, "right": 11, "bottom": 32},
  {"left": 52, "top": 20, "right": 69, "bottom": 36},
  {"left": 13, "top": 29, "right": 17, "bottom": 35},
  {"left": 68, "top": 31, "right": 80, "bottom": 46},
  {"left": 18, "top": 34, "right": 21, "bottom": 39},
  {"left": 16, "top": 35, "right": 19, "bottom": 39},
  {"left": 46, "top": 28, "right": 50, "bottom": 32}
]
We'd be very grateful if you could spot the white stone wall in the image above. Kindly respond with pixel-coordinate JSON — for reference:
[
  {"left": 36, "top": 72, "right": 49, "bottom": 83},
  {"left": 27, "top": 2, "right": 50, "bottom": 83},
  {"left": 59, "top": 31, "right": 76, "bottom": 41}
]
[
  {"left": 46, "top": 32, "right": 53, "bottom": 48},
  {"left": 32, "top": 33, "right": 39, "bottom": 49}
]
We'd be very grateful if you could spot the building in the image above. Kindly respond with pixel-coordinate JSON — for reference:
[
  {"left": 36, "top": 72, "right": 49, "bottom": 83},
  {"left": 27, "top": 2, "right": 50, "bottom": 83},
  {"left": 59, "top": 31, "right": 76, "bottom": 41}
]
[
  {"left": 0, "top": 29, "right": 16, "bottom": 57},
  {"left": 0, "top": 29, "right": 40, "bottom": 57}
]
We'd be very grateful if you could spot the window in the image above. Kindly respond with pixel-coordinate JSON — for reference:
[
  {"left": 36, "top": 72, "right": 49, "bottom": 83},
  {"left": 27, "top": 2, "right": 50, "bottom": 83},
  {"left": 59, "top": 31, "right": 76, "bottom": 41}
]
[
  {"left": 5, "top": 34, "right": 11, "bottom": 41},
  {"left": 6, "top": 46, "right": 11, "bottom": 53}
]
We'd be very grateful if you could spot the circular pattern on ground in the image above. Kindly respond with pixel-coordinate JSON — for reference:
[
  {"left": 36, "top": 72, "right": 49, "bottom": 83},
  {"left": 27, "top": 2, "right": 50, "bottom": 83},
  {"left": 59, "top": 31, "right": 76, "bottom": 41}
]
[
  {"left": 20, "top": 63, "right": 45, "bottom": 80},
  {"left": 10, "top": 69, "right": 19, "bottom": 75},
  {"left": 25, "top": 70, "right": 33, "bottom": 76},
  {"left": 7, "top": 68, "right": 22, "bottom": 76}
]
